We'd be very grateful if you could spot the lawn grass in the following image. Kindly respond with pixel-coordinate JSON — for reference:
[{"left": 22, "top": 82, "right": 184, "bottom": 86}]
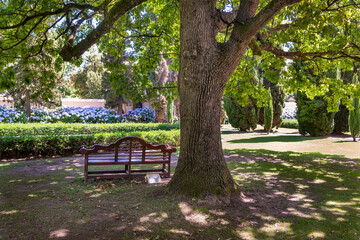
[
  {"left": 0, "top": 150, "right": 359, "bottom": 239},
  {"left": 227, "top": 135, "right": 319, "bottom": 144}
]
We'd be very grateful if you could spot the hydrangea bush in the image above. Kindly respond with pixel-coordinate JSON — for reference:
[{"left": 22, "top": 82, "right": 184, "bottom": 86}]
[
  {"left": 0, "top": 105, "right": 155, "bottom": 123},
  {"left": 0, "top": 105, "right": 28, "bottom": 123},
  {"left": 281, "top": 108, "right": 297, "bottom": 119}
]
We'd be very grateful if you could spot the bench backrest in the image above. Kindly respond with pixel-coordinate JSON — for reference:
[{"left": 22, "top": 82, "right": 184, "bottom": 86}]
[{"left": 80, "top": 136, "right": 176, "bottom": 163}]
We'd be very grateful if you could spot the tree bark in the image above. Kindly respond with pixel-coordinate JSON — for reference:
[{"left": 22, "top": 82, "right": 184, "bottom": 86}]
[
  {"left": 25, "top": 89, "right": 31, "bottom": 119},
  {"left": 167, "top": 0, "right": 242, "bottom": 196}
]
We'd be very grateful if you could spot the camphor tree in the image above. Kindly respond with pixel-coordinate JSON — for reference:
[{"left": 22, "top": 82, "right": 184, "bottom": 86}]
[{"left": 1, "top": 0, "right": 360, "bottom": 196}]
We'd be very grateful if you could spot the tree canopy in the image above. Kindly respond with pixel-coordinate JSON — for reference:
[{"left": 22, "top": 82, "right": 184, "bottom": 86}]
[{"left": 1, "top": 0, "right": 359, "bottom": 104}]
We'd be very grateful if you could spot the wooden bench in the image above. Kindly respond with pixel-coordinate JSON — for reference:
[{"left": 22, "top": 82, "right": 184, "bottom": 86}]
[{"left": 79, "top": 136, "right": 176, "bottom": 181}]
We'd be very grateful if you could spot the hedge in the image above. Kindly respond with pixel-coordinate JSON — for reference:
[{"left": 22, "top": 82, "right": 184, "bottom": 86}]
[
  {"left": 280, "top": 119, "right": 298, "bottom": 129},
  {"left": 0, "top": 122, "right": 180, "bottom": 137},
  {"left": 0, "top": 130, "right": 180, "bottom": 159}
]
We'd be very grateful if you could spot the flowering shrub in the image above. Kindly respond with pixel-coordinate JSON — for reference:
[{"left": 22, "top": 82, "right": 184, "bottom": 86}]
[
  {"left": 122, "top": 108, "right": 155, "bottom": 123},
  {"left": 0, "top": 105, "right": 155, "bottom": 123},
  {"left": 0, "top": 105, "right": 27, "bottom": 123},
  {"left": 281, "top": 108, "right": 297, "bottom": 119}
]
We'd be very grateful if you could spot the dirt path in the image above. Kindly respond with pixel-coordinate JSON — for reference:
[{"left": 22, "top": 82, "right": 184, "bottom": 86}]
[{"left": 221, "top": 125, "right": 360, "bottom": 159}]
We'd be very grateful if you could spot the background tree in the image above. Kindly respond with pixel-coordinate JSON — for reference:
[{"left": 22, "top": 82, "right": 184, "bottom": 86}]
[
  {"left": 264, "top": 89, "right": 273, "bottom": 134},
  {"left": 349, "top": 72, "right": 360, "bottom": 141},
  {"left": 1, "top": 52, "right": 66, "bottom": 117},
  {"left": 258, "top": 79, "right": 285, "bottom": 129},
  {"left": 223, "top": 95, "right": 258, "bottom": 131},
  {"left": 333, "top": 69, "right": 355, "bottom": 134},
  {"left": 1, "top": 0, "right": 360, "bottom": 196},
  {"left": 296, "top": 91, "right": 335, "bottom": 136},
  {"left": 70, "top": 50, "right": 106, "bottom": 99}
]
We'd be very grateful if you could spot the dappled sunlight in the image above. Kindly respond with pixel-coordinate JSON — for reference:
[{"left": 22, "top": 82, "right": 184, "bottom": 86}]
[
  {"left": 307, "top": 231, "right": 326, "bottom": 239},
  {"left": 1, "top": 151, "right": 359, "bottom": 239},
  {"left": 139, "top": 212, "right": 168, "bottom": 223},
  {"left": 65, "top": 176, "right": 76, "bottom": 179},
  {"left": 294, "top": 183, "right": 309, "bottom": 190},
  {"left": 309, "top": 179, "right": 326, "bottom": 184},
  {"left": 9, "top": 179, "right": 23, "bottom": 183},
  {"left": 169, "top": 228, "right": 191, "bottom": 236},
  {"left": 289, "top": 193, "right": 314, "bottom": 202},
  {"left": 0, "top": 210, "right": 19, "bottom": 215},
  {"left": 285, "top": 207, "right": 324, "bottom": 220},
  {"left": 178, "top": 202, "right": 209, "bottom": 225},
  {"left": 0, "top": 163, "right": 11, "bottom": 167},
  {"left": 49, "top": 229, "right": 69, "bottom": 238},
  {"left": 28, "top": 179, "right": 43, "bottom": 184},
  {"left": 133, "top": 225, "right": 149, "bottom": 232},
  {"left": 259, "top": 214, "right": 276, "bottom": 221},
  {"left": 325, "top": 201, "right": 356, "bottom": 207},
  {"left": 237, "top": 227, "right": 257, "bottom": 240},
  {"left": 259, "top": 222, "right": 293, "bottom": 236},
  {"left": 208, "top": 209, "right": 226, "bottom": 216},
  {"left": 322, "top": 207, "right": 348, "bottom": 216}
]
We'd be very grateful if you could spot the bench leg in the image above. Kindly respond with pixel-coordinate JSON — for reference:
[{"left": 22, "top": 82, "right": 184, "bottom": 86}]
[
  {"left": 84, "top": 158, "right": 88, "bottom": 182},
  {"left": 128, "top": 164, "right": 132, "bottom": 180},
  {"left": 167, "top": 162, "right": 171, "bottom": 178}
]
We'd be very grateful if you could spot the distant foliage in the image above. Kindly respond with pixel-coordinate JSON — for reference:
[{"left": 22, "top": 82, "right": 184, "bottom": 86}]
[
  {"left": 333, "top": 104, "right": 349, "bottom": 135},
  {"left": 0, "top": 106, "right": 155, "bottom": 123},
  {"left": 264, "top": 89, "right": 274, "bottom": 134},
  {"left": 223, "top": 96, "right": 258, "bottom": 131},
  {"left": 296, "top": 92, "right": 335, "bottom": 137}
]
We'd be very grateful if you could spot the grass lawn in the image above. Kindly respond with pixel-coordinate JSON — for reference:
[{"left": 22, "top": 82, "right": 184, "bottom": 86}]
[{"left": 0, "top": 150, "right": 359, "bottom": 239}]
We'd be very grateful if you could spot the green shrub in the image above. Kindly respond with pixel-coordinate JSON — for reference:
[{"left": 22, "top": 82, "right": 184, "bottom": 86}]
[
  {"left": 296, "top": 92, "right": 335, "bottom": 137},
  {"left": 223, "top": 96, "right": 258, "bottom": 131},
  {"left": 264, "top": 89, "right": 273, "bottom": 134},
  {"left": 280, "top": 119, "right": 298, "bottom": 129},
  {"left": 0, "top": 122, "right": 180, "bottom": 137},
  {"left": 0, "top": 130, "right": 180, "bottom": 159}
]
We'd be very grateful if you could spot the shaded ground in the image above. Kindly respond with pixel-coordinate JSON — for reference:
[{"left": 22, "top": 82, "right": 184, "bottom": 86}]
[
  {"left": 221, "top": 125, "right": 360, "bottom": 159},
  {"left": 1, "top": 150, "right": 359, "bottom": 240}
]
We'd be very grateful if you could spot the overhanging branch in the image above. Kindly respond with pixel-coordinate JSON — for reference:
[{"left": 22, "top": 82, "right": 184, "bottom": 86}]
[
  {"left": 0, "top": 3, "right": 102, "bottom": 30},
  {"left": 260, "top": 42, "right": 360, "bottom": 62},
  {"left": 59, "top": 0, "right": 146, "bottom": 61}
]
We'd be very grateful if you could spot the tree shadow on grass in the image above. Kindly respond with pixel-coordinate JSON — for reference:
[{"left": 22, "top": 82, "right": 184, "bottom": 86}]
[
  {"left": 221, "top": 130, "right": 249, "bottom": 135},
  {"left": 0, "top": 153, "right": 359, "bottom": 239},
  {"left": 228, "top": 135, "right": 319, "bottom": 144}
]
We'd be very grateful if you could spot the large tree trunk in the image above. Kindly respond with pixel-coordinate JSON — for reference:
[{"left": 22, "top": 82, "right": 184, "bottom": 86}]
[{"left": 168, "top": 0, "right": 248, "bottom": 196}]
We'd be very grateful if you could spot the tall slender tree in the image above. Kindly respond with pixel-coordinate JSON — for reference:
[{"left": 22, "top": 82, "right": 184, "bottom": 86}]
[{"left": 349, "top": 72, "right": 360, "bottom": 142}]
